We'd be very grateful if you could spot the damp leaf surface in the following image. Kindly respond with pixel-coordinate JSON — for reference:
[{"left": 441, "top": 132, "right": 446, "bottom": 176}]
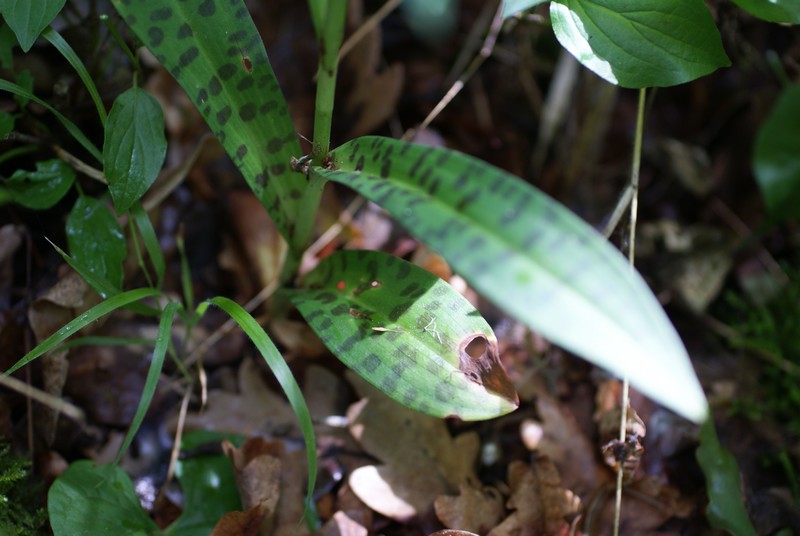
[
  {"left": 0, "top": 0, "right": 66, "bottom": 52},
  {"left": 290, "top": 250, "right": 519, "bottom": 421},
  {"left": 550, "top": 0, "right": 730, "bottom": 88},
  {"left": 314, "top": 136, "right": 707, "bottom": 423},
  {"left": 66, "top": 195, "right": 127, "bottom": 290},
  {"left": 110, "top": 0, "right": 305, "bottom": 241},
  {"left": 4, "top": 158, "right": 75, "bottom": 209}
]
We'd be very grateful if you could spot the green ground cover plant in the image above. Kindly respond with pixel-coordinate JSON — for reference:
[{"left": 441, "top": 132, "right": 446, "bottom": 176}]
[{"left": 2, "top": 0, "right": 798, "bottom": 533}]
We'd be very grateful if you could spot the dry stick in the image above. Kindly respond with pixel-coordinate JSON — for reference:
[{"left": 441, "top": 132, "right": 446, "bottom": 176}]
[
  {"left": 402, "top": 0, "right": 505, "bottom": 142},
  {"left": 0, "top": 373, "right": 86, "bottom": 421},
  {"left": 613, "top": 87, "right": 647, "bottom": 536}
]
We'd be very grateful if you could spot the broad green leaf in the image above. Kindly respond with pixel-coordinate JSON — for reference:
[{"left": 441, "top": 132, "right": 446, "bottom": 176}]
[
  {"left": 696, "top": 419, "right": 758, "bottom": 535},
  {"left": 732, "top": 0, "right": 800, "bottom": 23},
  {"left": 0, "top": 0, "right": 66, "bottom": 52},
  {"left": 503, "top": 0, "right": 548, "bottom": 19},
  {"left": 0, "top": 78, "right": 102, "bottom": 161},
  {"left": 315, "top": 136, "right": 707, "bottom": 423},
  {"left": 110, "top": 0, "right": 306, "bottom": 243},
  {"left": 291, "top": 250, "right": 519, "bottom": 420},
  {"left": 4, "top": 158, "right": 75, "bottom": 209},
  {"left": 48, "top": 460, "right": 161, "bottom": 536},
  {"left": 550, "top": 0, "right": 730, "bottom": 88},
  {"left": 753, "top": 85, "right": 800, "bottom": 223},
  {"left": 4, "top": 288, "right": 162, "bottom": 375},
  {"left": 104, "top": 87, "right": 167, "bottom": 213},
  {"left": 201, "top": 296, "right": 318, "bottom": 527},
  {"left": 115, "top": 301, "right": 178, "bottom": 464},
  {"left": 66, "top": 195, "right": 127, "bottom": 289}
]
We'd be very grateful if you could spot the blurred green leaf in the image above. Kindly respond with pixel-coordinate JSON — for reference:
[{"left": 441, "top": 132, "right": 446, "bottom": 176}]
[
  {"left": 48, "top": 460, "right": 161, "bottom": 536},
  {"left": 104, "top": 87, "right": 167, "bottom": 213},
  {"left": 291, "top": 250, "right": 519, "bottom": 420},
  {"left": 550, "top": 0, "right": 730, "bottom": 88},
  {"left": 4, "top": 158, "right": 74, "bottom": 209},
  {"left": 732, "top": 0, "right": 800, "bottom": 23},
  {"left": 754, "top": 85, "right": 800, "bottom": 223},
  {"left": 316, "top": 136, "right": 707, "bottom": 422},
  {"left": 66, "top": 195, "right": 127, "bottom": 289},
  {"left": 503, "top": 0, "right": 548, "bottom": 19},
  {"left": 696, "top": 419, "right": 758, "bottom": 536},
  {"left": 0, "top": 23, "right": 15, "bottom": 68},
  {"left": 0, "top": 110, "right": 14, "bottom": 137},
  {"left": 0, "top": 0, "right": 66, "bottom": 52}
]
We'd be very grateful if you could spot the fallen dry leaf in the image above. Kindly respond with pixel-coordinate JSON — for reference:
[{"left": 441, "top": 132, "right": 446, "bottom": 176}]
[
  {"left": 318, "top": 510, "right": 369, "bottom": 536},
  {"left": 223, "top": 438, "right": 283, "bottom": 528},
  {"left": 434, "top": 480, "right": 505, "bottom": 534},
  {"left": 345, "top": 372, "right": 480, "bottom": 521},
  {"left": 211, "top": 505, "right": 266, "bottom": 536}
]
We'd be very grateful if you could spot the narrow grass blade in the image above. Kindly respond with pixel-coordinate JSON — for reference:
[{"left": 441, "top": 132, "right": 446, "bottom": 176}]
[
  {"left": 131, "top": 202, "right": 165, "bottom": 288},
  {"left": 4, "top": 288, "right": 162, "bottom": 375},
  {"left": 202, "top": 296, "right": 318, "bottom": 528},
  {"left": 315, "top": 136, "right": 707, "bottom": 422},
  {"left": 115, "top": 301, "right": 178, "bottom": 463}
]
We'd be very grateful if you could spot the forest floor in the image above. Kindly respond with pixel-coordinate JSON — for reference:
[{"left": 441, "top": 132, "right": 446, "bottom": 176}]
[{"left": 1, "top": 1, "right": 799, "bottom": 535}]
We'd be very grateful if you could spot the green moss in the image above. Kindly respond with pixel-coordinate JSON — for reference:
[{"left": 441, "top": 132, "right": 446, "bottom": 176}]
[{"left": 0, "top": 444, "right": 46, "bottom": 535}]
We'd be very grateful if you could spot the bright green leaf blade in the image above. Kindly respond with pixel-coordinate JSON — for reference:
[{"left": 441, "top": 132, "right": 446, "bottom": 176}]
[
  {"left": 104, "top": 87, "right": 167, "bottom": 213},
  {"left": 48, "top": 460, "right": 161, "bottom": 536},
  {"left": 43, "top": 27, "right": 107, "bottom": 125},
  {"left": 0, "top": 79, "right": 102, "bottom": 161},
  {"left": 5, "top": 158, "right": 75, "bottom": 209},
  {"left": 732, "top": 0, "right": 800, "bottom": 23},
  {"left": 66, "top": 195, "right": 127, "bottom": 289},
  {"left": 4, "top": 288, "right": 161, "bottom": 375},
  {"left": 131, "top": 202, "right": 166, "bottom": 288},
  {"left": 318, "top": 136, "right": 708, "bottom": 423},
  {"left": 503, "top": 0, "right": 548, "bottom": 19},
  {"left": 115, "top": 301, "right": 178, "bottom": 464},
  {"left": 290, "top": 250, "right": 519, "bottom": 420},
  {"left": 754, "top": 85, "right": 800, "bottom": 223},
  {"left": 550, "top": 0, "right": 730, "bottom": 88},
  {"left": 0, "top": 0, "right": 66, "bottom": 52},
  {"left": 203, "top": 296, "right": 318, "bottom": 527},
  {"left": 110, "top": 0, "right": 306, "bottom": 242},
  {"left": 696, "top": 418, "right": 758, "bottom": 535}
]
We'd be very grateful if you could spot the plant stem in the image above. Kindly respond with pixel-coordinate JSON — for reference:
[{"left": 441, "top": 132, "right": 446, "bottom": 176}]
[{"left": 312, "top": 0, "right": 346, "bottom": 159}]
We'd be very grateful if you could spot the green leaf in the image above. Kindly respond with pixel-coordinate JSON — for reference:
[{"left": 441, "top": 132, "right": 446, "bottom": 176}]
[
  {"left": 201, "top": 297, "right": 318, "bottom": 527},
  {"left": 316, "top": 136, "right": 707, "bottom": 423},
  {"left": 0, "top": 78, "right": 102, "bottom": 161},
  {"left": 753, "top": 85, "right": 800, "bottom": 223},
  {"left": 48, "top": 460, "right": 161, "bottom": 536},
  {"left": 104, "top": 87, "right": 167, "bottom": 213},
  {"left": 131, "top": 202, "right": 166, "bottom": 288},
  {"left": 4, "top": 287, "right": 162, "bottom": 375},
  {"left": 110, "top": 0, "right": 306, "bottom": 243},
  {"left": 0, "top": 23, "right": 15, "bottom": 68},
  {"left": 731, "top": 0, "right": 800, "bottom": 23},
  {"left": 0, "top": 0, "right": 66, "bottom": 52},
  {"left": 550, "top": 0, "right": 730, "bottom": 88},
  {"left": 66, "top": 195, "right": 127, "bottom": 289},
  {"left": 0, "top": 110, "right": 14, "bottom": 137},
  {"left": 291, "top": 250, "right": 519, "bottom": 420},
  {"left": 115, "top": 301, "right": 178, "bottom": 464},
  {"left": 4, "top": 158, "right": 75, "bottom": 209},
  {"left": 503, "top": 0, "right": 549, "bottom": 19},
  {"left": 696, "top": 418, "right": 758, "bottom": 536}
]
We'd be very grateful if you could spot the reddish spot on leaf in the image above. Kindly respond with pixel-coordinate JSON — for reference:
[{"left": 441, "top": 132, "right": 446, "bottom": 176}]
[
  {"left": 241, "top": 55, "right": 252, "bottom": 73},
  {"left": 337, "top": 280, "right": 346, "bottom": 291}
]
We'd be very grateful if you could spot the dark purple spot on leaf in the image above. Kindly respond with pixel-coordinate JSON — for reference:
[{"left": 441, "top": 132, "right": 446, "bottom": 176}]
[
  {"left": 198, "top": 0, "right": 216, "bottom": 16},
  {"left": 150, "top": 8, "right": 173, "bottom": 20},
  {"left": 235, "top": 7, "right": 248, "bottom": 19},
  {"left": 330, "top": 304, "right": 348, "bottom": 316},
  {"left": 259, "top": 101, "right": 277, "bottom": 114},
  {"left": 317, "top": 318, "right": 333, "bottom": 331},
  {"left": 254, "top": 173, "right": 266, "bottom": 187},
  {"left": 269, "top": 164, "right": 286, "bottom": 176},
  {"left": 177, "top": 23, "right": 192, "bottom": 39},
  {"left": 228, "top": 30, "right": 247, "bottom": 43},
  {"left": 178, "top": 47, "right": 199, "bottom": 68},
  {"left": 402, "top": 387, "right": 418, "bottom": 405},
  {"left": 239, "top": 102, "right": 257, "bottom": 121},
  {"left": 218, "top": 63, "right": 237, "bottom": 81},
  {"left": 216, "top": 106, "right": 232, "bottom": 125},
  {"left": 289, "top": 188, "right": 302, "bottom": 200},
  {"left": 380, "top": 159, "right": 391, "bottom": 178},
  {"left": 435, "top": 382, "right": 455, "bottom": 402},
  {"left": 266, "top": 137, "right": 283, "bottom": 153},
  {"left": 197, "top": 89, "right": 208, "bottom": 102},
  {"left": 381, "top": 375, "right": 399, "bottom": 393},
  {"left": 355, "top": 156, "right": 365, "bottom": 171},
  {"left": 209, "top": 76, "right": 222, "bottom": 96},
  {"left": 339, "top": 333, "right": 360, "bottom": 353},
  {"left": 235, "top": 144, "right": 247, "bottom": 161},
  {"left": 363, "top": 353, "right": 380, "bottom": 372},
  {"left": 147, "top": 27, "right": 164, "bottom": 47}
]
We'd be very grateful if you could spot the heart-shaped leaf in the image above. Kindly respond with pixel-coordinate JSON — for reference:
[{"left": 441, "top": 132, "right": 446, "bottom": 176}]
[
  {"left": 110, "top": 0, "right": 306, "bottom": 242},
  {"left": 0, "top": 0, "right": 66, "bottom": 52},
  {"left": 104, "top": 87, "right": 167, "bottom": 213},
  {"left": 290, "top": 250, "right": 519, "bottom": 421},
  {"left": 313, "top": 136, "right": 707, "bottom": 423},
  {"left": 550, "top": 0, "right": 730, "bottom": 88}
]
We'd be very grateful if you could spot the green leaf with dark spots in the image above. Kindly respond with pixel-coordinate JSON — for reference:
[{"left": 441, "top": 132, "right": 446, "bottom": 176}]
[
  {"left": 66, "top": 195, "right": 127, "bottom": 290},
  {"left": 48, "top": 460, "right": 161, "bottom": 535},
  {"left": 0, "top": 0, "right": 66, "bottom": 52},
  {"left": 104, "top": 87, "right": 167, "bottom": 213},
  {"left": 754, "top": 85, "right": 800, "bottom": 223},
  {"left": 4, "top": 158, "right": 74, "bottom": 209},
  {"left": 290, "top": 250, "right": 519, "bottom": 421},
  {"left": 315, "top": 136, "right": 707, "bottom": 423},
  {"left": 550, "top": 0, "right": 730, "bottom": 88},
  {"left": 110, "top": 0, "right": 306, "bottom": 242}
]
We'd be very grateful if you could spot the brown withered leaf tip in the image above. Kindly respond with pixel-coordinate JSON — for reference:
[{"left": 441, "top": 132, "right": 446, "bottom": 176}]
[{"left": 458, "top": 334, "right": 519, "bottom": 406}]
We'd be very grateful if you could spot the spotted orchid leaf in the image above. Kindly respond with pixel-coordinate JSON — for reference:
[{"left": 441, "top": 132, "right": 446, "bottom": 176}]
[
  {"left": 312, "top": 136, "right": 707, "bottom": 423},
  {"left": 290, "top": 250, "right": 519, "bottom": 421},
  {"left": 550, "top": 0, "right": 730, "bottom": 88},
  {"left": 110, "top": 0, "right": 305, "bottom": 242}
]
